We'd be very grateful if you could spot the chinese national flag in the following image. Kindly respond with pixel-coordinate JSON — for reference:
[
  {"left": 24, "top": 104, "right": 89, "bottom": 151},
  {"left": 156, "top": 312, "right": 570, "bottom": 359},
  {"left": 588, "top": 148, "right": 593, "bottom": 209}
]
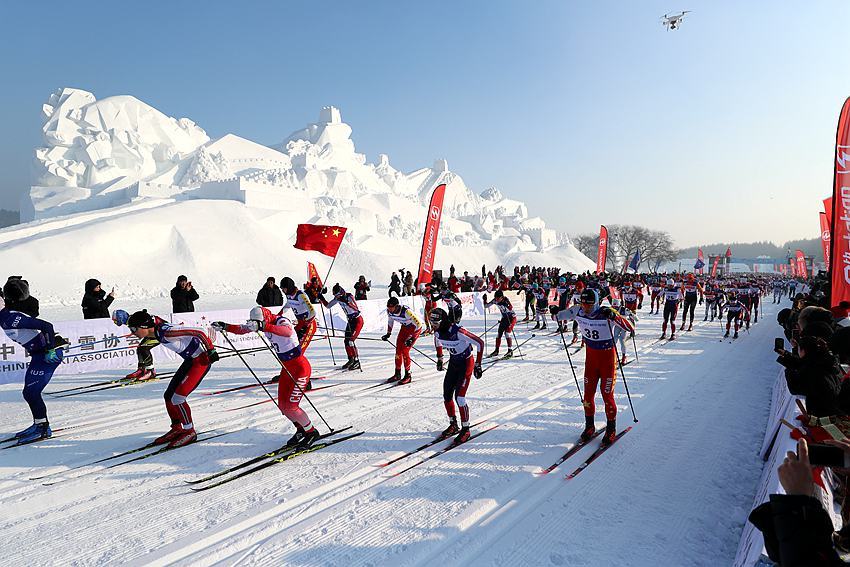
[{"left": 294, "top": 224, "right": 347, "bottom": 257}]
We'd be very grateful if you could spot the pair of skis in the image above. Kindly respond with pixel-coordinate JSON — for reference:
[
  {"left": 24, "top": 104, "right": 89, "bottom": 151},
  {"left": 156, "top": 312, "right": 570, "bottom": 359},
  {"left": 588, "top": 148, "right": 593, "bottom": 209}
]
[
  {"left": 187, "top": 427, "right": 364, "bottom": 491},
  {"left": 538, "top": 427, "right": 632, "bottom": 479}
]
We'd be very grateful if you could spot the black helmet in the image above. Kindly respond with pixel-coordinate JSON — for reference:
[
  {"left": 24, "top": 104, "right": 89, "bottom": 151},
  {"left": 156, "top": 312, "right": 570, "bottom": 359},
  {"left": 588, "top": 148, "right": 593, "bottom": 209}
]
[
  {"left": 332, "top": 283, "right": 344, "bottom": 296},
  {"left": 280, "top": 277, "right": 295, "bottom": 292},
  {"left": 580, "top": 289, "right": 596, "bottom": 304},
  {"left": 127, "top": 310, "right": 155, "bottom": 329},
  {"left": 387, "top": 297, "right": 400, "bottom": 309},
  {"left": 429, "top": 307, "right": 449, "bottom": 325},
  {"left": 494, "top": 290, "right": 504, "bottom": 299},
  {"left": 3, "top": 278, "right": 29, "bottom": 302}
]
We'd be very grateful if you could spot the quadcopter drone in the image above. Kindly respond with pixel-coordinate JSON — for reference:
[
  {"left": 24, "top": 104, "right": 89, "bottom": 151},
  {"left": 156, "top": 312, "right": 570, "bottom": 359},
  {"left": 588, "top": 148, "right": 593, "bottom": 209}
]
[{"left": 661, "top": 11, "right": 690, "bottom": 30}]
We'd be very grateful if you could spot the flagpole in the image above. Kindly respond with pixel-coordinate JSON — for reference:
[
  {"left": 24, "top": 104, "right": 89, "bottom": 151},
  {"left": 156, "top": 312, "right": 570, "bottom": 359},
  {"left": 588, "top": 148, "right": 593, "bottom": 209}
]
[{"left": 320, "top": 255, "right": 339, "bottom": 364}]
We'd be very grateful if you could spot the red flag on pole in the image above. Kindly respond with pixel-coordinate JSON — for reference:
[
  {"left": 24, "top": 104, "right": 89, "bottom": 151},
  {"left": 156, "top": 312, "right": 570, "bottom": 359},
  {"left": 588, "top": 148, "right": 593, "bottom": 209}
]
[
  {"left": 710, "top": 256, "right": 720, "bottom": 278},
  {"left": 596, "top": 225, "right": 608, "bottom": 274},
  {"left": 417, "top": 183, "right": 447, "bottom": 286},
  {"left": 697, "top": 248, "right": 704, "bottom": 274},
  {"left": 820, "top": 212, "right": 831, "bottom": 272},
  {"left": 294, "top": 224, "right": 347, "bottom": 257},
  {"left": 831, "top": 97, "right": 850, "bottom": 306},
  {"left": 796, "top": 250, "right": 807, "bottom": 279},
  {"left": 307, "top": 261, "right": 322, "bottom": 288},
  {"left": 725, "top": 247, "right": 732, "bottom": 258}
]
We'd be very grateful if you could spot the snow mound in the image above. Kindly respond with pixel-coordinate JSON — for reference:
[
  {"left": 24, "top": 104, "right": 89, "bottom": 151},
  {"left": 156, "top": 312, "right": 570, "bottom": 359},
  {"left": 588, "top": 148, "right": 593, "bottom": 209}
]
[{"left": 14, "top": 89, "right": 594, "bottom": 305}]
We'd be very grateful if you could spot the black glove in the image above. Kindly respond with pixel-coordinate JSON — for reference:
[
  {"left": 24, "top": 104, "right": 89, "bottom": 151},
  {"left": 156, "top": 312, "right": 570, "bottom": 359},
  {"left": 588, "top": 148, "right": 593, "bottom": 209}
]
[
  {"left": 211, "top": 321, "right": 227, "bottom": 331},
  {"left": 483, "top": 293, "right": 488, "bottom": 304},
  {"left": 629, "top": 330, "right": 635, "bottom": 338},
  {"left": 381, "top": 333, "right": 390, "bottom": 341},
  {"left": 404, "top": 337, "right": 414, "bottom": 347},
  {"left": 436, "top": 358, "right": 444, "bottom": 371},
  {"left": 207, "top": 349, "right": 220, "bottom": 364},
  {"left": 474, "top": 364, "right": 483, "bottom": 379}
]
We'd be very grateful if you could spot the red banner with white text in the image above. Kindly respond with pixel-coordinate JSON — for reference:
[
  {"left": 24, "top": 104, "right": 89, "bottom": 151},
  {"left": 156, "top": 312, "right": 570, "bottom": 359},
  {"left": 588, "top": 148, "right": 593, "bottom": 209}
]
[
  {"left": 710, "top": 257, "right": 719, "bottom": 278},
  {"left": 417, "top": 183, "right": 447, "bottom": 286},
  {"left": 796, "top": 250, "right": 807, "bottom": 279},
  {"left": 597, "top": 225, "right": 608, "bottom": 274},
  {"left": 830, "top": 98, "right": 850, "bottom": 306}
]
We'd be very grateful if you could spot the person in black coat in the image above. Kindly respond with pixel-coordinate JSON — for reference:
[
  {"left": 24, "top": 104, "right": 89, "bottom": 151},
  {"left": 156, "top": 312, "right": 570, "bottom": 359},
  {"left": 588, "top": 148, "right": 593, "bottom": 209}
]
[
  {"left": 3, "top": 276, "right": 39, "bottom": 317},
  {"left": 256, "top": 277, "right": 284, "bottom": 307},
  {"left": 81, "top": 278, "right": 115, "bottom": 319},
  {"left": 778, "top": 325, "right": 842, "bottom": 417},
  {"left": 170, "top": 275, "right": 199, "bottom": 313}
]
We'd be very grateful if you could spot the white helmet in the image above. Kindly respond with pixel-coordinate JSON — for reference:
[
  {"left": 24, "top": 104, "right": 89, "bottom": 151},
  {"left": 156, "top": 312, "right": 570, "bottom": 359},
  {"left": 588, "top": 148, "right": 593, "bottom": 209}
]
[{"left": 666, "top": 278, "right": 674, "bottom": 286}]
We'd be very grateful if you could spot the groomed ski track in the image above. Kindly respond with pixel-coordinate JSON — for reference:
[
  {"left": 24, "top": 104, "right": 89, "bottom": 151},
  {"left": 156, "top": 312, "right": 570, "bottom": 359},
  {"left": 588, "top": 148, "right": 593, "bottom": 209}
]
[{"left": 0, "top": 304, "right": 778, "bottom": 566}]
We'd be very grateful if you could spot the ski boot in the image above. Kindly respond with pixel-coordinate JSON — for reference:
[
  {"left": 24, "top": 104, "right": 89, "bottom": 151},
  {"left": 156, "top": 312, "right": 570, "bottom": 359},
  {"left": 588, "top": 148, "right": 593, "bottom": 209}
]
[
  {"left": 532, "top": 322, "right": 540, "bottom": 330},
  {"left": 298, "top": 427, "right": 320, "bottom": 448},
  {"left": 348, "top": 359, "right": 361, "bottom": 371},
  {"left": 455, "top": 426, "right": 471, "bottom": 443},
  {"left": 580, "top": 416, "right": 596, "bottom": 442},
  {"left": 734, "top": 331, "right": 739, "bottom": 339},
  {"left": 168, "top": 427, "right": 197, "bottom": 448},
  {"left": 16, "top": 421, "right": 51, "bottom": 444},
  {"left": 687, "top": 324, "right": 693, "bottom": 332},
  {"left": 570, "top": 334, "right": 579, "bottom": 345},
  {"left": 620, "top": 354, "right": 627, "bottom": 365},
  {"left": 600, "top": 420, "right": 617, "bottom": 446},
  {"left": 341, "top": 358, "right": 354, "bottom": 370},
  {"left": 659, "top": 332, "right": 666, "bottom": 340},
  {"left": 703, "top": 316, "right": 708, "bottom": 322},
  {"left": 503, "top": 348, "right": 513, "bottom": 359},
  {"left": 126, "top": 367, "right": 154, "bottom": 381},
  {"left": 724, "top": 330, "right": 730, "bottom": 338},
  {"left": 669, "top": 333, "right": 676, "bottom": 341},
  {"left": 440, "top": 418, "right": 459, "bottom": 439},
  {"left": 286, "top": 427, "right": 306, "bottom": 447},
  {"left": 398, "top": 371, "right": 412, "bottom": 385},
  {"left": 304, "top": 379, "right": 313, "bottom": 392},
  {"left": 386, "top": 370, "right": 401, "bottom": 384},
  {"left": 487, "top": 349, "right": 500, "bottom": 359},
  {"left": 153, "top": 424, "right": 183, "bottom": 445}
]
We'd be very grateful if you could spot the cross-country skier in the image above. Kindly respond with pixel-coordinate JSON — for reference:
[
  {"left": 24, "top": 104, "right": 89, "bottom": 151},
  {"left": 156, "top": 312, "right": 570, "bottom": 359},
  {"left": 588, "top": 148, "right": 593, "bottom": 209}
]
[
  {"left": 484, "top": 290, "right": 516, "bottom": 359},
  {"left": 661, "top": 278, "right": 682, "bottom": 340},
  {"left": 382, "top": 297, "right": 423, "bottom": 384},
  {"left": 430, "top": 307, "right": 484, "bottom": 443},
  {"left": 649, "top": 278, "right": 663, "bottom": 315},
  {"left": 531, "top": 283, "right": 549, "bottom": 330},
  {"left": 620, "top": 280, "right": 639, "bottom": 313},
  {"left": 280, "top": 277, "right": 317, "bottom": 354},
  {"left": 112, "top": 309, "right": 161, "bottom": 381},
  {"left": 610, "top": 298, "right": 636, "bottom": 365},
  {"left": 1, "top": 279, "right": 66, "bottom": 444},
  {"left": 681, "top": 273, "right": 703, "bottom": 331},
  {"left": 748, "top": 282, "right": 761, "bottom": 324},
  {"left": 723, "top": 292, "right": 750, "bottom": 338},
  {"left": 555, "top": 288, "right": 634, "bottom": 445},
  {"left": 321, "top": 284, "right": 363, "bottom": 370},
  {"left": 127, "top": 310, "right": 219, "bottom": 447},
  {"left": 772, "top": 280, "right": 784, "bottom": 304},
  {"left": 213, "top": 305, "right": 319, "bottom": 447},
  {"left": 430, "top": 284, "right": 463, "bottom": 324}
]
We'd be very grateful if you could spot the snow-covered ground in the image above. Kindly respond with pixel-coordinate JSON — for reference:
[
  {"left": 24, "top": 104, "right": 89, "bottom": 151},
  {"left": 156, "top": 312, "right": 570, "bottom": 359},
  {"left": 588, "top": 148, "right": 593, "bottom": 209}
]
[{"left": 0, "top": 301, "right": 779, "bottom": 566}]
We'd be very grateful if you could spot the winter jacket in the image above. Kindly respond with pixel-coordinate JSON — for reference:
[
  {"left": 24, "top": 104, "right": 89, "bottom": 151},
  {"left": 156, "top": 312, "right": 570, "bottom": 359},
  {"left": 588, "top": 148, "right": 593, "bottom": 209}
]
[
  {"left": 256, "top": 284, "right": 284, "bottom": 308},
  {"left": 81, "top": 278, "right": 114, "bottom": 319},
  {"left": 6, "top": 296, "right": 39, "bottom": 318},
  {"left": 782, "top": 350, "right": 843, "bottom": 417},
  {"left": 170, "top": 285, "right": 199, "bottom": 313},
  {"left": 354, "top": 281, "right": 370, "bottom": 301},
  {"left": 749, "top": 494, "right": 845, "bottom": 566}
]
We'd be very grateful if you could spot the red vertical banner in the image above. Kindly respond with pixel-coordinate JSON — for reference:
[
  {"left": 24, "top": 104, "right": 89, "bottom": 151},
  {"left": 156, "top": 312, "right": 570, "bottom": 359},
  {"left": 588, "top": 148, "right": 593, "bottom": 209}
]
[
  {"left": 824, "top": 197, "right": 834, "bottom": 228},
  {"left": 795, "top": 250, "right": 807, "bottom": 278},
  {"left": 697, "top": 248, "right": 704, "bottom": 274},
  {"left": 710, "top": 257, "right": 719, "bottom": 278},
  {"left": 417, "top": 183, "right": 447, "bottom": 286},
  {"left": 820, "top": 212, "right": 831, "bottom": 271},
  {"left": 830, "top": 97, "right": 850, "bottom": 306},
  {"left": 596, "top": 225, "right": 608, "bottom": 274},
  {"left": 307, "top": 261, "right": 322, "bottom": 288},
  {"left": 754, "top": 264, "right": 759, "bottom": 273}
]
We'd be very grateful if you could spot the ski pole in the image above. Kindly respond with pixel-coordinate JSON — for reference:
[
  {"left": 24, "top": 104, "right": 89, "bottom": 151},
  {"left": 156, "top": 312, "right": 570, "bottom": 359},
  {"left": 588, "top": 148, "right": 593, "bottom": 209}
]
[
  {"left": 218, "top": 331, "right": 288, "bottom": 422},
  {"left": 631, "top": 332, "right": 639, "bottom": 364},
  {"left": 483, "top": 334, "right": 535, "bottom": 372},
  {"left": 511, "top": 329, "right": 525, "bottom": 360},
  {"left": 319, "top": 304, "right": 336, "bottom": 366},
  {"left": 607, "top": 320, "right": 638, "bottom": 423},
  {"left": 410, "top": 343, "right": 438, "bottom": 364},
  {"left": 483, "top": 300, "right": 488, "bottom": 352},
  {"left": 382, "top": 337, "right": 425, "bottom": 370},
  {"left": 560, "top": 328, "right": 583, "bottom": 398},
  {"left": 253, "top": 331, "right": 336, "bottom": 433}
]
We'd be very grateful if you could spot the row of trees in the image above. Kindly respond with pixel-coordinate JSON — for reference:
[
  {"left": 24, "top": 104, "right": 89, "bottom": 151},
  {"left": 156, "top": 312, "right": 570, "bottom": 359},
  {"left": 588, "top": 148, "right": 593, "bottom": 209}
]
[{"left": 573, "top": 225, "right": 678, "bottom": 272}]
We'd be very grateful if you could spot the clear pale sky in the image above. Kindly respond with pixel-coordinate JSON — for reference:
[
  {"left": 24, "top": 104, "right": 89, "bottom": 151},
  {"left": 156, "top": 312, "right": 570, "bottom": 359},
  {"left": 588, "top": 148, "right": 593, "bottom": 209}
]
[{"left": 1, "top": 1, "right": 847, "bottom": 247}]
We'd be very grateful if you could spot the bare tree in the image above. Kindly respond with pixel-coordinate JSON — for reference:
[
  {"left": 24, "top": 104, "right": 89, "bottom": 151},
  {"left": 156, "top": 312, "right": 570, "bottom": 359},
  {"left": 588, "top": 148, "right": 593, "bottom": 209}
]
[{"left": 571, "top": 225, "right": 678, "bottom": 272}]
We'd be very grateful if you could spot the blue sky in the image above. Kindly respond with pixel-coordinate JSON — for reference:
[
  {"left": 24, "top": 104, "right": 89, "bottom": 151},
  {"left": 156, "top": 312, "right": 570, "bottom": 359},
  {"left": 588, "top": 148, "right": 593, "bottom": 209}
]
[{"left": 1, "top": 1, "right": 848, "bottom": 247}]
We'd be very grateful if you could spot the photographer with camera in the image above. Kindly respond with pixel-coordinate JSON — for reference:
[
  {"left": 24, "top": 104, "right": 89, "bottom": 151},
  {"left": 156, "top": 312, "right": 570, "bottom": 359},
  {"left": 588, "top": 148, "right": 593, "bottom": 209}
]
[{"left": 170, "top": 275, "right": 199, "bottom": 313}]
